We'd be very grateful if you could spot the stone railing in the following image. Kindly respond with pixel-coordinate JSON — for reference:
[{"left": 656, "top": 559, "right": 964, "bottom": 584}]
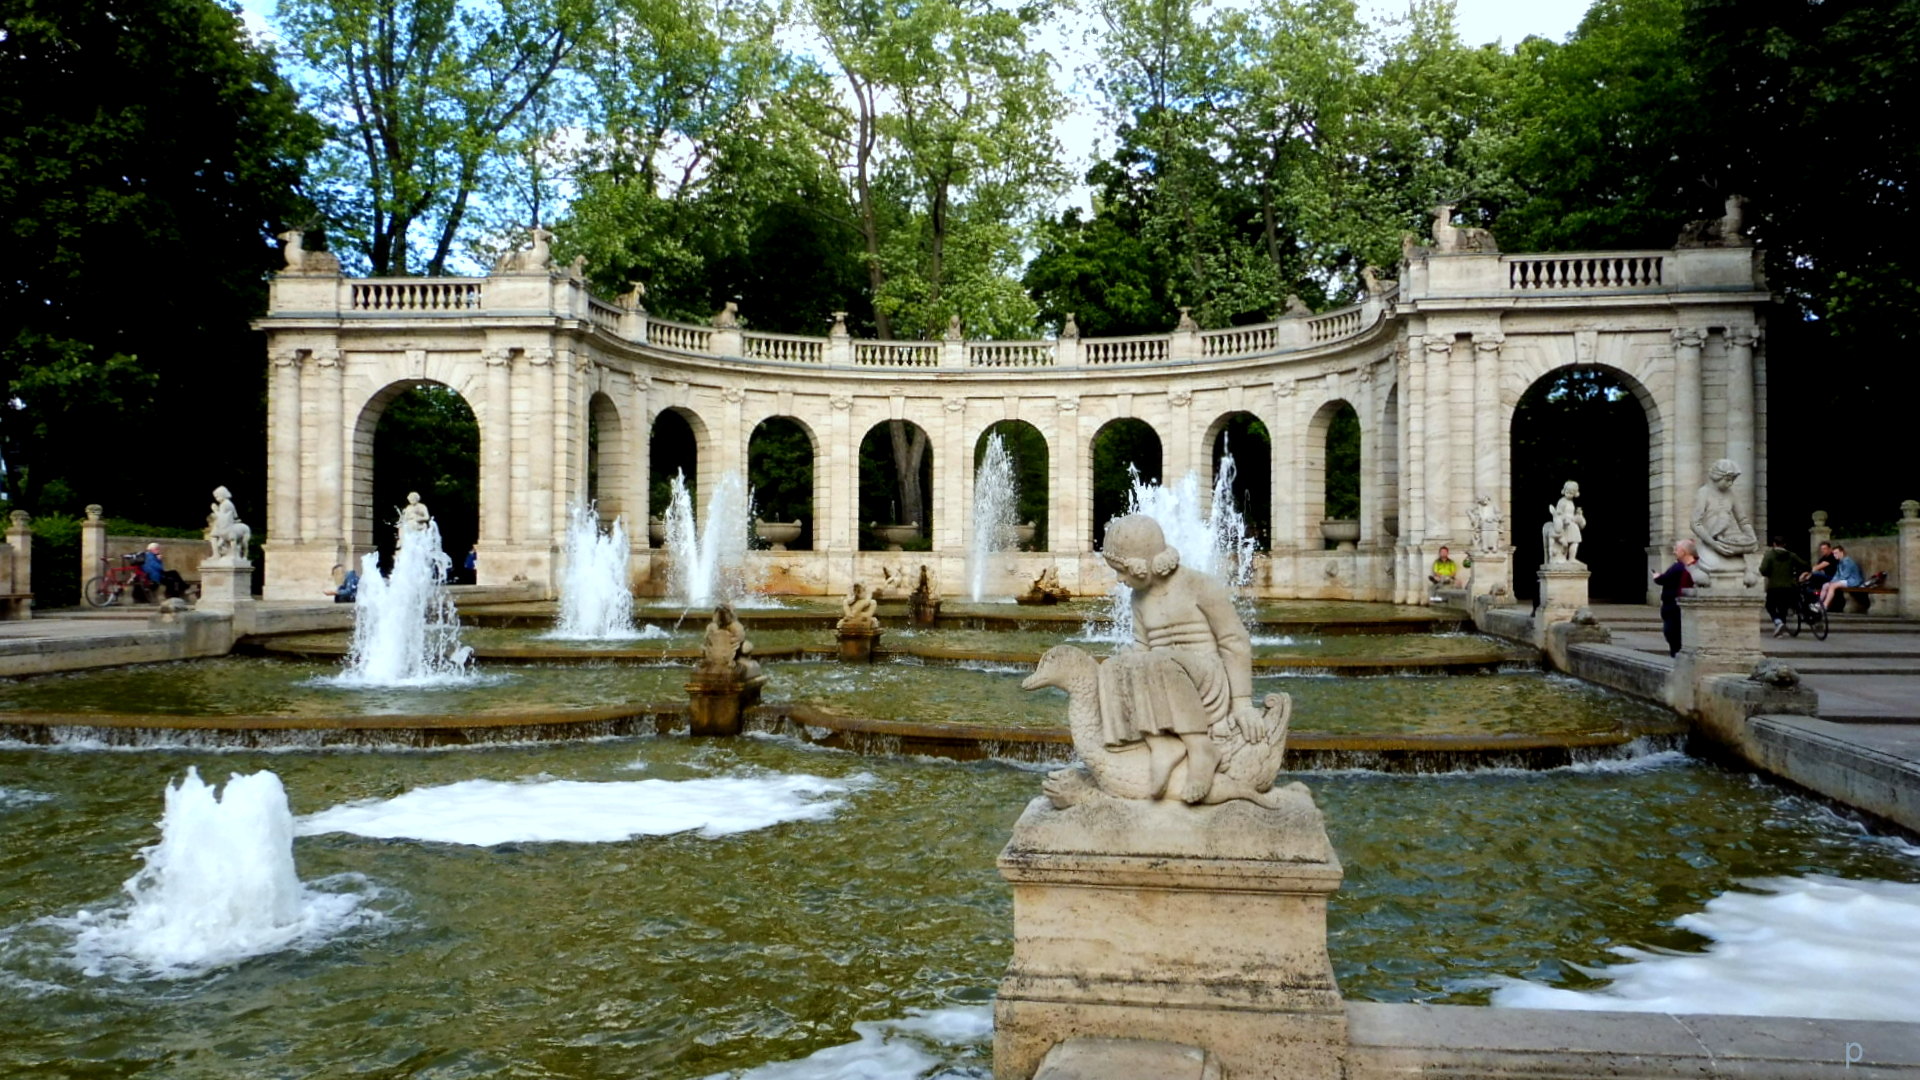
[
  {"left": 855, "top": 341, "right": 940, "bottom": 367},
  {"left": 586, "top": 296, "right": 624, "bottom": 335},
  {"left": 1506, "top": 255, "right": 1665, "bottom": 291},
  {"left": 743, "top": 330, "right": 826, "bottom": 364},
  {"left": 969, "top": 341, "right": 1055, "bottom": 368},
  {"left": 647, "top": 319, "right": 715, "bottom": 354},
  {"left": 1308, "top": 307, "right": 1366, "bottom": 342},
  {"left": 1085, "top": 334, "right": 1172, "bottom": 365},
  {"left": 1201, "top": 324, "right": 1279, "bottom": 358},
  {"left": 349, "top": 279, "right": 485, "bottom": 312}
]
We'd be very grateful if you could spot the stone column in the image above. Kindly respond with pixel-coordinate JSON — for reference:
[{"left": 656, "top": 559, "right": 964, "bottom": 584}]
[
  {"left": 483, "top": 349, "right": 514, "bottom": 546},
  {"left": 7, "top": 511, "right": 32, "bottom": 614},
  {"left": 1421, "top": 336, "right": 1453, "bottom": 541},
  {"left": 1900, "top": 500, "right": 1920, "bottom": 619},
  {"left": 827, "top": 394, "right": 857, "bottom": 554},
  {"left": 80, "top": 504, "right": 106, "bottom": 591},
  {"left": 270, "top": 349, "right": 303, "bottom": 545},
  {"left": 1724, "top": 327, "right": 1759, "bottom": 533},
  {"left": 940, "top": 398, "right": 968, "bottom": 558},
  {"left": 313, "top": 349, "right": 344, "bottom": 550},
  {"left": 1808, "top": 511, "right": 1831, "bottom": 562},
  {"left": 1050, "top": 399, "right": 1083, "bottom": 564},
  {"left": 1268, "top": 383, "right": 1297, "bottom": 555},
  {"left": 1165, "top": 390, "right": 1194, "bottom": 485},
  {"left": 994, "top": 793, "right": 1346, "bottom": 1080},
  {"left": 1356, "top": 367, "right": 1381, "bottom": 548},
  {"left": 1670, "top": 592, "right": 1766, "bottom": 715},
  {"left": 1471, "top": 333, "right": 1502, "bottom": 506},
  {"left": 1672, "top": 328, "right": 1704, "bottom": 531},
  {"left": 526, "top": 347, "right": 556, "bottom": 552}
]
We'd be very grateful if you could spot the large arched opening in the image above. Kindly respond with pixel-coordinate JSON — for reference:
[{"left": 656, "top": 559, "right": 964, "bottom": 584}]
[
  {"left": 1307, "top": 400, "right": 1360, "bottom": 547},
  {"left": 1205, "top": 411, "right": 1271, "bottom": 549},
  {"left": 974, "top": 420, "right": 1050, "bottom": 550},
  {"left": 1089, "top": 418, "right": 1162, "bottom": 549},
  {"left": 749, "top": 417, "right": 818, "bottom": 550},
  {"left": 858, "top": 420, "right": 934, "bottom": 550},
  {"left": 1509, "top": 366, "right": 1656, "bottom": 602},
  {"left": 356, "top": 380, "right": 479, "bottom": 573},
  {"left": 648, "top": 407, "right": 704, "bottom": 543}
]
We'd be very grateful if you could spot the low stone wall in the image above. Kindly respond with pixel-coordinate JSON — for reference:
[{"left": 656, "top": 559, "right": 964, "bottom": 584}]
[
  {"left": 1562, "top": 642, "right": 1671, "bottom": 705},
  {"left": 1747, "top": 715, "right": 1920, "bottom": 833}
]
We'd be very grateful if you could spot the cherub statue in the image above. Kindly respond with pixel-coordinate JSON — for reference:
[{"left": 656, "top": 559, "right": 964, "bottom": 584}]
[
  {"left": 1469, "top": 494, "right": 1504, "bottom": 555},
  {"left": 1690, "top": 458, "right": 1761, "bottom": 588},
  {"left": 1542, "top": 481, "right": 1585, "bottom": 565},
  {"left": 206, "top": 486, "right": 251, "bottom": 561},
  {"left": 699, "top": 604, "right": 764, "bottom": 686},
  {"left": 838, "top": 582, "right": 879, "bottom": 630},
  {"left": 396, "top": 492, "right": 431, "bottom": 545}
]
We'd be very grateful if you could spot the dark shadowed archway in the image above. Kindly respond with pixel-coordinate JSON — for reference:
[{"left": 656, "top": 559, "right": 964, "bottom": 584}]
[{"left": 1510, "top": 367, "right": 1654, "bottom": 602}]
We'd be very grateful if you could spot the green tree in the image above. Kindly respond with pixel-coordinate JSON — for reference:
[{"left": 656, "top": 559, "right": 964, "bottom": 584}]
[{"left": 0, "top": 0, "right": 320, "bottom": 519}]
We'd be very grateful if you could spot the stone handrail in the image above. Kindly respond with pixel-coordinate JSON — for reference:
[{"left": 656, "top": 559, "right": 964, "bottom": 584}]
[
  {"left": 1084, "top": 334, "right": 1171, "bottom": 365},
  {"left": 1201, "top": 323, "right": 1280, "bottom": 358},
  {"left": 586, "top": 296, "right": 624, "bottom": 334},
  {"left": 647, "top": 318, "right": 715, "bottom": 354},
  {"left": 742, "top": 330, "right": 826, "bottom": 364},
  {"left": 350, "top": 279, "right": 484, "bottom": 312},
  {"left": 969, "top": 341, "right": 1055, "bottom": 367},
  {"left": 855, "top": 341, "right": 940, "bottom": 367},
  {"left": 1506, "top": 254, "right": 1665, "bottom": 291}
]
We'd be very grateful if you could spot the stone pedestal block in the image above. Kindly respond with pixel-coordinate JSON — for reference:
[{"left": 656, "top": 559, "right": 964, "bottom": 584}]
[
  {"left": 1900, "top": 508, "right": 1919, "bottom": 619},
  {"left": 1532, "top": 565, "right": 1589, "bottom": 649},
  {"left": 684, "top": 677, "right": 760, "bottom": 736},
  {"left": 836, "top": 626, "right": 880, "bottom": 662},
  {"left": 79, "top": 506, "right": 105, "bottom": 596},
  {"left": 994, "top": 791, "right": 1346, "bottom": 1080},
  {"left": 910, "top": 599, "right": 940, "bottom": 626},
  {"left": 1669, "top": 592, "right": 1764, "bottom": 714},
  {"left": 1466, "top": 551, "right": 1511, "bottom": 600},
  {"left": 195, "top": 559, "right": 255, "bottom": 612}
]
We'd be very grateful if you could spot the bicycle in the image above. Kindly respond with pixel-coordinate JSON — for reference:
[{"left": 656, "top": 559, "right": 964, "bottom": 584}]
[
  {"left": 1786, "top": 581, "right": 1829, "bottom": 641},
  {"left": 83, "top": 554, "right": 201, "bottom": 607}
]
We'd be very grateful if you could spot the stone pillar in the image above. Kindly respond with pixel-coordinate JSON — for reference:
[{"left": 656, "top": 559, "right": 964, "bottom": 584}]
[
  {"left": 1724, "top": 327, "right": 1758, "bottom": 533},
  {"left": 5, "top": 511, "right": 31, "bottom": 617},
  {"left": 79, "top": 504, "right": 106, "bottom": 590},
  {"left": 1670, "top": 592, "right": 1766, "bottom": 714},
  {"left": 1267, "top": 383, "right": 1296, "bottom": 557},
  {"left": 828, "top": 394, "right": 857, "bottom": 556},
  {"left": 270, "top": 349, "right": 303, "bottom": 545},
  {"left": 313, "top": 349, "right": 344, "bottom": 549},
  {"left": 1165, "top": 390, "right": 1194, "bottom": 485},
  {"left": 994, "top": 793, "right": 1346, "bottom": 1080},
  {"left": 483, "top": 349, "right": 514, "bottom": 546},
  {"left": 1672, "top": 328, "right": 1704, "bottom": 531},
  {"left": 1809, "top": 510, "right": 1831, "bottom": 562},
  {"left": 1900, "top": 500, "right": 1920, "bottom": 619},
  {"left": 1356, "top": 367, "right": 1381, "bottom": 548},
  {"left": 196, "top": 560, "right": 255, "bottom": 612},
  {"left": 1050, "top": 400, "right": 1083, "bottom": 567},
  {"left": 527, "top": 347, "right": 556, "bottom": 558},
  {"left": 939, "top": 398, "right": 967, "bottom": 556},
  {"left": 1422, "top": 336, "right": 1454, "bottom": 541},
  {"left": 1471, "top": 333, "right": 1502, "bottom": 510},
  {"left": 1533, "top": 564, "right": 1590, "bottom": 651}
]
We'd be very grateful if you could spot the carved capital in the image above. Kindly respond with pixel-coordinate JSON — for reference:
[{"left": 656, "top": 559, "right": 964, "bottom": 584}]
[
  {"left": 1726, "top": 327, "right": 1760, "bottom": 350},
  {"left": 1273, "top": 379, "right": 1296, "bottom": 399},
  {"left": 483, "top": 348, "right": 514, "bottom": 367},
  {"left": 944, "top": 397, "right": 965, "bottom": 413},
  {"left": 1671, "top": 328, "right": 1706, "bottom": 350},
  {"left": 1056, "top": 396, "right": 1079, "bottom": 413},
  {"left": 270, "top": 348, "right": 305, "bottom": 369},
  {"left": 1423, "top": 337, "right": 1453, "bottom": 357},
  {"left": 721, "top": 387, "right": 744, "bottom": 404},
  {"left": 311, "top": 349, "right": 342, "bottom": 369},
  {"left": 85, "top": 504, "right": 104, "bottom": 522},
  {"left": 8, "top": 510, "right": 29, "bottom": 530},
  {"left": 830, "top": 393, "right": 853, "bottom": 411},
  {"left": 1812, "top": 510, "right": 1829, "bottom": 527},
  {"left": 1472, "top": 333, "right": 1504, "bottom": 353},
  {"left": 1168, "top": 389, "right": 1193, "bottom": 407},
  {"left": 1358, "top": 365, "right": 1377, "bottom": 384},
  {"left": 525, "top": 347, "right": 554, "bottom": 366},
  {"left": 635, "top": 373, "right": 653, "bottom": 391},
  {"left": 1899, "top": 498, "right": 1919, "bottom": 521}
]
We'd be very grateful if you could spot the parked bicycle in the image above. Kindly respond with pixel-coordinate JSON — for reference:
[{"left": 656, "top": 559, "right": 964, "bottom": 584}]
[
  {"left": 1785, "top": 580, "right": 1829, "bottom": 641},
  {"left": 83, "top": 554, "right": 200, "bottom": 607}
]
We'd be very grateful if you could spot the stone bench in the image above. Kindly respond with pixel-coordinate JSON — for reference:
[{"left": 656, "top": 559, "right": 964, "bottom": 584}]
[
  {"left": 1831, "top": 584, "right": 1897, "bottom": 614},
  {"left": 0, "top": 592, "right": 31, "bottom": 620}
]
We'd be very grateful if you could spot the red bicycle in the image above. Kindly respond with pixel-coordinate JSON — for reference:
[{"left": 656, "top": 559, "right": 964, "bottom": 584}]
[{"left": 84, "top": 554, "right": 199, "bottom": 607}]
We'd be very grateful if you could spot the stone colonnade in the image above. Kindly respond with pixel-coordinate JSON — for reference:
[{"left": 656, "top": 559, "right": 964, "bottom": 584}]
[{"left": 257, "top": 245, "right": 1770, "bottom": 603}]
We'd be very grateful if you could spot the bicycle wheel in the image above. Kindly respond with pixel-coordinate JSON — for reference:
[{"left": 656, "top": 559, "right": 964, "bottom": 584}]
[
  {"left": 1812, "top": 604, "right": 1830, "bottom": 641},
  {"left": 83, "top": 576, "right": 118, "bottom": 607},
  {"left": 1787, "top": 599, "right": 1804, "bottom": 637}
]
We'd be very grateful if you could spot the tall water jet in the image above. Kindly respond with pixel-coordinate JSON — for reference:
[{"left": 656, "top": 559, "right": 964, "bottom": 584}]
[
  {"left": 338, "top": 517, "right": 471, "bottom": 685},
  {"left": 1089, "top": 451, "right": 1254, "bottom": 642},
  {"left": 551, "top": 503, "right": 635, "bottom": 639},
  {"left": 967, "top": 433, "right": 1022, "bottom": 602},
  {"left": 66, "top": 768, "right": 373, "bottom": 979},
  {"left": 663, "top": 469, "right": 758, "bottom": 607}
]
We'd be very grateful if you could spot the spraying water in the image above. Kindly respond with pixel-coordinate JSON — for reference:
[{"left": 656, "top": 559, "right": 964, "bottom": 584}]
[
  {"left": 63, "top": 768, "right": 375, "bottom": 979},
  {"left": 967, "top": 433, "right": 1022, "bottom": 602},
  {"left": 1087, "top": 449, "right": 1255, "bottom": 643},
  {"left": 663, "top": 469, "right": 758, "bottom": 607},
  {"left": 337, "top": 518, "right": 472, "bottom": 685},
  {"left": 550, "top": 503, "right": 635, "bottom": 639}
]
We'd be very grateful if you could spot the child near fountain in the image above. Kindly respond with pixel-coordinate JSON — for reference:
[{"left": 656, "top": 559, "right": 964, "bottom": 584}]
[{"left": 1097, "top": 514, "right": 1255, "bottom": 804}]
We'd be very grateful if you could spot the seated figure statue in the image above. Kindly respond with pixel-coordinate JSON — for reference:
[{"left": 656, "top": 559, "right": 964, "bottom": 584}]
[
  {"left": 699, "top": 604, "right": 764, "bottom": 686},
  {"left": 1690, "top": 458, "right": 1761, "bottom": 589},
  {"left": 1097, "top": 515, "right": 1259, "bottom": 804},
  {"left": 838, "top": 582, "right": 879, "bottom": 630}
]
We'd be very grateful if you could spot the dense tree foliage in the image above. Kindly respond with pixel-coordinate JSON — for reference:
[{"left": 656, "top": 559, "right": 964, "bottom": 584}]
[
  {"left": 0, "top": 0, "right": 321, "bottom": 522},
  {"left": 372, "top": 384, "right": 479, "bottom": 566}
]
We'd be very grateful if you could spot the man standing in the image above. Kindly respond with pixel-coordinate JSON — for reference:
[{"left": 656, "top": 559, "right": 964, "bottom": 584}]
[
  {"left": 1653, "top": 540, "right": 1697, "bottom": 657},
  {"left": 1759, "top": 536, "right": 1808, "bottom": 638}
]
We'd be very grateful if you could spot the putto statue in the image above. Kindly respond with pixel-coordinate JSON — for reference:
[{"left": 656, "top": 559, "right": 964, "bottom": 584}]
[
  {"left": 205, "top": 486, "right": 251, "bottom": 562},
  {"left": 698, "top": 603, "right": 764, "bottom": 687},
  {"left": 397, "top": 492, "right": 432, "bottom": 545},
  {"left": 1022, "top": 514, "right": 1296, "bottom": 809},
  {"left": 1469, "top": 494, "right": 1504, "bottom": 555},
  {"left": 838, "top": 582, "right": 879, "bottom": 630},
  {"left": 1542, "top": 481, "right": 1586, "bottom": 565},
  {"left": 1690, "top": 458, "right": 1761, "bottom": 588}
]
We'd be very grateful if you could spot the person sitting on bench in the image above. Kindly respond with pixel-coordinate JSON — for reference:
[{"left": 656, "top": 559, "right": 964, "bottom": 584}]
[{"left": 1816, "top": 544, "right": 1864, "bottom": 611}]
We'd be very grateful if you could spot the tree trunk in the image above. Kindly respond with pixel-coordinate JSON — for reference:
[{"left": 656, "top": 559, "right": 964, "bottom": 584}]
[{"left": 889, "top": 420, "right": 927, "bottom": 527}]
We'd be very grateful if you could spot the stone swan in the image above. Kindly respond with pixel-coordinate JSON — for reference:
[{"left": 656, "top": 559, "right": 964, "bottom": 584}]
[{"left": 1022, "top": 644, "right": 1303, "bottom": 809}]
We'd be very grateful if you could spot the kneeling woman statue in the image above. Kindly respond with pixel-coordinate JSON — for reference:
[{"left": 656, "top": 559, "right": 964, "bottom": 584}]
[{"left": 1097, "top": 515, "right": 1258, "bottom": 804}]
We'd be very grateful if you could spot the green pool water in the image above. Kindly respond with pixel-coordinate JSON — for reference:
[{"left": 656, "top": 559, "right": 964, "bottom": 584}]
[{"left": 0, "top": 739, "right": 1913, "bottom": 1079}]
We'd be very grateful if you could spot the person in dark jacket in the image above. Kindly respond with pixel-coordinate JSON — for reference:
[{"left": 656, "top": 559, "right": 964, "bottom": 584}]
[
  {"left": 1758, "top": 537, "right": 1807, "bottom": 638},
  {"left": 1653, "top": 540, "right": 1697, "bottom": 656}
]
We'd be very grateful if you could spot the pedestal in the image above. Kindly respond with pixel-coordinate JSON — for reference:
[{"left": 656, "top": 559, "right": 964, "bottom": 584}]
[
  {"left": 195, "top": 559, "right": 255, "bottom": 612},
  {"left": 1669, "top": 592, "right": 1765, "bottom": 714},
  {"left": 837, "top": 626, "right": 880, "bottom": 662},
  {"left": 1899, "top": 510, "right": 1919, "bottom": 619},
  {"left": 1466, "top": 551, "right": 1511, "bottom": 600},
  {"left": 1532, "top": 564, "right": 1589, "bottom": 649},
  {"left": 684, "top": 676, "right": 761, "bottom": 736},
  {"left": 994, "top": 791, "right": 1346, "bottom": 1080},
  {"left": 910, "top": 599, "right": 941, "bottom": 626}
]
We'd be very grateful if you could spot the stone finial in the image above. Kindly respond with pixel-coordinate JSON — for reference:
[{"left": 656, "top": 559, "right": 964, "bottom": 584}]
[
  {"left": 1061, "top": 312, "right": 1080, "bottom": 340},
  {"left": 830, "top": 311, "right": 849, "bottom": 337},
  {"left": 276, "top": 229, "right": 341, "bottom": 275},
  {"left": 1281, "top": 294, "right": 1312, "bottom": 319},
  {"left": 944, "top": 314, "right": 963, "bottom": 341},
  {"left": 8, "top": 510, "right": 28, "bottom": 530},
  {"left": 85, "top": 504, "right": 104, "bottom": 522},
  {"left": 1360, "top": 265, "right": 1387, "bottom": 296},
  {"left": 1902, "top": 499, "right": 1920, "bottom": 521},
  {"left": 712, "top": 301, "right": 740, "bottom": 328},
  {"left": 1812, "top": 510, "right": 1829, "bottom": 527},
  {"left": 1175, "top": 306, "right": 1198, "bottom": 332},
  {"left": 492, "top": 225, "right": 554, "bottom": 274}
]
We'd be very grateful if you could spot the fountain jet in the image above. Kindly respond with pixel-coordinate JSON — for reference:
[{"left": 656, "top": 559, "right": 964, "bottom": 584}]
[
  {"left": 338, "top": 517, "right": 471, "bottom": 685},
  {"left": 968, "top": 433, "right": 1022, "bottom": 602},
  {"left": 1090, "top": 449, "right": 1255, "bottom": 643},
  {"left": 551, "top": 503, "right": 635, "bottom": 639},
  {"left": 663, "top": 470, "right": 759, "bottom": 607}
]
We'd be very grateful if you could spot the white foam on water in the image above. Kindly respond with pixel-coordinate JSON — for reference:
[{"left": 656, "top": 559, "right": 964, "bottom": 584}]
[
  {"left": 297, "top": 772, "right": 867, "bottom": 846},
  {"left": 1489, "top": 875, "right": 1920, "bottom": 1020},
  {"left": 704, "top": 1004, "right": 993, "bottom": 1080},
  {"left": 635, "top": 623, "right": 671, "bottom": 639},
  {"left": 52, "top": 768, "right": 382, "bottom": 980},
  {"left": 0, "top": 787, "right": 53, "bottom": 810}
]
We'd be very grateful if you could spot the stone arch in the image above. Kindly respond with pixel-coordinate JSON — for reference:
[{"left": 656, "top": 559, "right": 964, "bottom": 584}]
[
  {"left": 748, "top": 415, "right": 820, "bottom": 550},
  {"left": 1089, "top": 417, "right": 1162, "bottom": 549},
  {"left": 649, "top": 405, "right": 710, "bottom": 536},
  {"left": 858, "top": 419, "right": 935, "bottom": 550},
  {"left": 349, "top": 378, "right": 480, "bottom": 568},
  {"left": 972, "top": 419, "right": 1050, "bottom": 551},
  {"left": 1508, "top": 363, "right": 1661, "bottom": 601},
  {"left": 586, "top": 390, "right": 628, "bottom": 523},
  {"left": 1306, "top": 399, "right": 1361, "bottom": 547},
  {"left": 1202, "top": 410, "right": 1272, "bottom": 549}
]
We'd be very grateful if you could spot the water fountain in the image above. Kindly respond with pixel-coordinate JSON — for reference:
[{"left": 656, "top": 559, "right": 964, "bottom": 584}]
[
  {"left": 968, "top": 432, "right": 1022, "bottom": 602},
  {"left": 1092, "top": 453, "right": 1256, "bottom": 643},
  {"left": 549, "top": 503, "right": 635, "bottom": 639},
  {"left": 61, "top": 767, "right": 374, "bottom": 979},
  {"left": 336, "top": 517, "right": 472, "bottom": 685},
  {"left": 662, "top": 469, "right": 758, "bottom": 607}
]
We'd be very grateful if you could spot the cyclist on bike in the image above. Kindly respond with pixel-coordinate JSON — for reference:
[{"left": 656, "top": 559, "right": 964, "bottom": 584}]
[{"left": 1759, "top": 536, "right": 1807, "bottom": 638}]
